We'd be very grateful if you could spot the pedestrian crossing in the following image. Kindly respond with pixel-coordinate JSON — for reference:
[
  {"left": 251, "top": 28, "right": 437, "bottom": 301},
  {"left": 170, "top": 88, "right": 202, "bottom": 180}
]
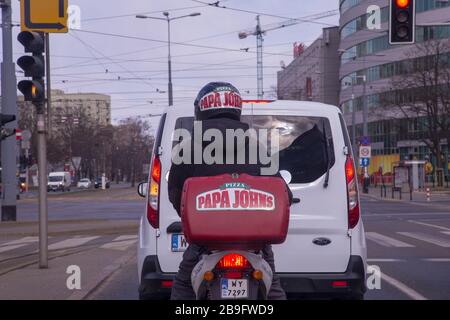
[
  {"left": 366, "top": 230, "right": 450, "bottom": 248},
  {"left": 0, "top": 234, "right": 138, "bottom": 257},
  {"left": 366, "top": 232, "right": 414, "bottom": 248}
]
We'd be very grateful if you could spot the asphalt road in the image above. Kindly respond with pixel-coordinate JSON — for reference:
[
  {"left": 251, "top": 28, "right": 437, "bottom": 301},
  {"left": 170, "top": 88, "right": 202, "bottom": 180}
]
[
  {"left": 3, "top": 188, "right": 450, "bottom": 300},
  {"left": 85, "top": 194, "right": 450, "bottom": 300},
  {"left": 15, "top": 185, "right": 144, "bottom": 221}
]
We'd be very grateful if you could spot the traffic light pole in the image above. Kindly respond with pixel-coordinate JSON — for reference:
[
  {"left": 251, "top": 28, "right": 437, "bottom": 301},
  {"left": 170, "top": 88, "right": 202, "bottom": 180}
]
[
  {"left": 36, "top": 104, "right": 48, "bottom": 268},
  {"left": 1, "top": 0, "right": 18, "bottom": 221},
  {"left": 45, "top": 34, "right": 52, "bottom": 139}
]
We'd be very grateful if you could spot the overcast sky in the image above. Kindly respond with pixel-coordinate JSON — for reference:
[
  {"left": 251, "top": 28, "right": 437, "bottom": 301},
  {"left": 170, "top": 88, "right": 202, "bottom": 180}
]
[{"left": 2, "top": 0, "right": 339, "bottom": 128}]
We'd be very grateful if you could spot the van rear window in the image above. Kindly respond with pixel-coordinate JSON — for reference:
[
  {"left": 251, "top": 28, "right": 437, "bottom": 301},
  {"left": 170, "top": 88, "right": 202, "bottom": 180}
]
[
  {"left": 172, "top": 115, "right": 335, "bottom": 184},
  {"left": 242, "top": 115, "right": 335, "bottom": 184}
]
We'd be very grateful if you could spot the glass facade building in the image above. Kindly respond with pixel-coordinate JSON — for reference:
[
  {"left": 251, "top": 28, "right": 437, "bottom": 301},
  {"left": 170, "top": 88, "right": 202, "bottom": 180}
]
[{"left": 339, "top": 0, "right": 450, "bottom": 175}]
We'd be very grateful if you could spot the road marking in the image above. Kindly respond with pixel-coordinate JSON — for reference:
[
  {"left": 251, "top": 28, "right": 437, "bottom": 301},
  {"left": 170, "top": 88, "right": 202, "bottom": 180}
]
[
  {"left": 100, "top": 239, "right": 137, "bottom": 251},
  {"left": 48, "top": 236, "right": 100, "bottom": 251},
  {"left": 442, "top": 231, "right": 450, "bottom": 236},
  {"left": 0, "top": 236, "right": 38, "bottom": 247},
  {"left": 366, "top": 232, "right": 414, "bottom": 247},
  {"left": 408, "top": 220, "right": 450, "bottom": 231},
  {"left": 380, "top": 271, "right": 428, "bottom": 300},
  {"left": 397, "top": 232, "right": 450, "bottom": 248},
  {"left": 367, "top": 259, "right": 404, "bottom": 262},
  {"left": 111, "top": 235, "right": 138, "bottom": 242},
  {"left": 422, "top": 258, "right": 450, "bottom": 262}
]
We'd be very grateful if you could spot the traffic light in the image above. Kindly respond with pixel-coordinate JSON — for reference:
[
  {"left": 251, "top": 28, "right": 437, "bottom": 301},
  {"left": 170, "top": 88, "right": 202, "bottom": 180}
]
[
  {"left": 0, "top": 114, "right": 16, "bottom": 141},
  {"left": 17, "top": 31, "right": 46, "bottom": 103},
  {"left": 390, "top": 0, "right": 416, "bottom": 44}
]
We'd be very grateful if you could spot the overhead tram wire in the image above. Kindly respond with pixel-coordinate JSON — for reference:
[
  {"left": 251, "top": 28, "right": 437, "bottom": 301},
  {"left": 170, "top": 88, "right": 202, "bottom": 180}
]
[
  {"left": 69, "top": 32, "right": 157, "bottom": 90},
  {"left": 56, "top": 8, "right": 340, "bottom": 71},
  {"left": 190, "top": 0, "right": 338, "bottom": 27}
]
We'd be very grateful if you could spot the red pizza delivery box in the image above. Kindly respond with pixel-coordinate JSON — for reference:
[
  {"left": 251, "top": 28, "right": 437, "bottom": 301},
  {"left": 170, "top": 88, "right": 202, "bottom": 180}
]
[{"left": 181, "top": 173, "right": 290, "bottom": 250}]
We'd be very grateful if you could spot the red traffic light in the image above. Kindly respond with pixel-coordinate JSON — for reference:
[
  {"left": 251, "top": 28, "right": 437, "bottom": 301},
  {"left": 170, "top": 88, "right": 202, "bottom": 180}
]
[{"left": 396, "top": 0, "right": 410, "bottom": 8}]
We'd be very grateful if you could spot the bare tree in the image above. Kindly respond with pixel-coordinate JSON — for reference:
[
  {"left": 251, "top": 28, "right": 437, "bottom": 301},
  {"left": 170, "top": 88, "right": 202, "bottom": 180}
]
[{"left": 380, "top": 39, "right": 450, "bottom": 186}]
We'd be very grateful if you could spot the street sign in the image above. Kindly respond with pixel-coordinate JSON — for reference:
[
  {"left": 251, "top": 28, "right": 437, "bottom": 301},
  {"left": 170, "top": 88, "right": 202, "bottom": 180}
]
[
  {"left": 360, "top": 136, "right": 371, "bottom": 146},
  {"left": 72, "top": 157, "right": 82, "bottom": 170},
  {"left": 360, "top": 158, "right": 370, "bottom": 168},
  {"left": 22, "top": 129, "right": 32, "bottom": 142},
  {"left": 359, "top": 146, "right": 372, "bottom": 159},
  {"left": 21, "top": 0, "right": 68, "bottom": 33},
  {"left": 16, "top": 128, "right": 22, "bottom": 141}
]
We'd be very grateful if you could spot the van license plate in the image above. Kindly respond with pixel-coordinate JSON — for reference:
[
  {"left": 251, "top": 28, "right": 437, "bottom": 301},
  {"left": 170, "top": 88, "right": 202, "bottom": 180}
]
[
  {"left": 221, "top": 279, "right": 248, "bottom": 299},
  {"left": 171, "top": 234, "right": 188, "bottom": 252}
]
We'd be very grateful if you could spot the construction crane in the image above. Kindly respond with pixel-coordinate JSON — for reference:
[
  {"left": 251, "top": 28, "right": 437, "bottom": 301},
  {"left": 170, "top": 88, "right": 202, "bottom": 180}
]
[{"left": 238, "top": 10, "right": 338, "bottom": 99}]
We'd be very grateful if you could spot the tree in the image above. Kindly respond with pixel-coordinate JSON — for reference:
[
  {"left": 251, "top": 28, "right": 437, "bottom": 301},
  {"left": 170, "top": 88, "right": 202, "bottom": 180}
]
[
  {"left": 111, "top": 117, "right": 154, "bottom": 186},
  {"left": 380, "top": 39, "right": 450, "bottom": 186}
]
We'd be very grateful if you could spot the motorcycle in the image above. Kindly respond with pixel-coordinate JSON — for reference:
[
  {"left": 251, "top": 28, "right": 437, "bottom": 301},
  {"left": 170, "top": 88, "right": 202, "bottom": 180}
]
[{"left": 180, "top": 172, "right": 291, "bottom": 300}]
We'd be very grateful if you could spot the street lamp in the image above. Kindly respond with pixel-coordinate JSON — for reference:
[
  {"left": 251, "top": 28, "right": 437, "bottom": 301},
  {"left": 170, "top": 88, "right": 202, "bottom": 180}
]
[{"left": 136, "top": 12, "right": 201, "bottom": 106}]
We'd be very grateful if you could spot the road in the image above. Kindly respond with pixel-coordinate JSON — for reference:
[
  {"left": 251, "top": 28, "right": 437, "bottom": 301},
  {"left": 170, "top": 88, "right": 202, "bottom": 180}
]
[
  {"left": 90, "top": 193, "right": 450, "bottom": 300},
  {"left": 1, "top": 188, "right": 449, "bottom": 300}
]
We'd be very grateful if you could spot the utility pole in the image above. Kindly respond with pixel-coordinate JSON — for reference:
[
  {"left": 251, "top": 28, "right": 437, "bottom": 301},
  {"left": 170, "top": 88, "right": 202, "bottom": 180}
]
[
  {"left": 45, "top": 34, "right": 52, "bottom": 138},
  {"left": 36, "top": 103, "right": 48, "bottom": 268},
  {"left": 256, "top": 16, "right": 264, "bottom": 100},
  {"left": 362, "top": 75, "right": 370, "bottom": 194},
  {"left": 136, "top": 12, "right": 201, "bottom": 107},
  {"left": 1, "top": 0, "right": 18, "bottom": 222},
  {"left": 165, "top": 12, "right": 173, "bottom": 107}
]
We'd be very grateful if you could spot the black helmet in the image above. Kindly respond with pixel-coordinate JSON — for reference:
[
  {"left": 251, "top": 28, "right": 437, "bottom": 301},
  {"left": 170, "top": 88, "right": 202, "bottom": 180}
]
[{"left": 194, "top": 82, "right": 242, "bottom": 121}]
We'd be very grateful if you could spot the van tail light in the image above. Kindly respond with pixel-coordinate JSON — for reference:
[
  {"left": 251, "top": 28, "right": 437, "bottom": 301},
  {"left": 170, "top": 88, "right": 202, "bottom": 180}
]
[
  {"left": 345, "top": 155, "right": 360, "bottom": 229},
  {"left": 147, "top": 154, "right": 161, "bottom": 229},
  {"left": 217, "top": 254, "right": 249, "bottom": 269}
]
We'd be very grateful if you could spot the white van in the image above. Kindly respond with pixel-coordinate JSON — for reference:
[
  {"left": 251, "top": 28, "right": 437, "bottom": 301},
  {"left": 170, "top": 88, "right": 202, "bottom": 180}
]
[
  {"left": 137, "top": 100, "right": 367, "bottom": 300},
  {"left": 47, "top": 171, "right": 72, "bottom": 192}
]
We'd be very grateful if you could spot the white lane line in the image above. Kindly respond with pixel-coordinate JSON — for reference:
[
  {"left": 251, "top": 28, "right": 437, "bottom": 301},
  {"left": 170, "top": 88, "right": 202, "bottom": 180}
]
[
  {"left": 408, "top": 220, "right": 450, "bottom": 231},
  {"left": 100, "top": 239, "right": 137, "bottom": 251},
  {"left": 422, "top": 258, "right": 450, "bottom": 262},
  {"left": 48, "top": 236, "right": 100, "bottom": 251},
  {"left": 380, "top": 271, "right": 428, "bottom": 300},
  {"left": 397, "top": 232, "right": 450, "bottom": 248},
  {"left": 381, "top": 272, "right": 428, "bottom": 300},
  {"left": 0, "top": 236, "right": 38, "bottom": 247},
  {"left": 441, "top": 231, "right": 450, "bottom": 236},
  {"left": 366, "top": 232, "right": 414, "bottom": 247},
  {"left": 112, "top": 235, "right": 138, "bottom": 242},
  {"left": 0, "top": 244, "right": 29, "bottom": 254},
  {"left": 367, "top": 259, "right": 404, "bottom": 262}
]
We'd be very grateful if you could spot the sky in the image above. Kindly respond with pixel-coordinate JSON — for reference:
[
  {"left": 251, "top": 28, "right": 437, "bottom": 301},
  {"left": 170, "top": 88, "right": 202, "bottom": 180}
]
[{"left": 2, "top": 0, "right": 340, "bottom": 129}]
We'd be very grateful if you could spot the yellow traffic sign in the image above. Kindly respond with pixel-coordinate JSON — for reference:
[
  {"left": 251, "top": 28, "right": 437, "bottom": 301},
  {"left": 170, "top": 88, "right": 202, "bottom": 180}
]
[{"left": 21, "top": 0, "right": 68, "bottom": 33}]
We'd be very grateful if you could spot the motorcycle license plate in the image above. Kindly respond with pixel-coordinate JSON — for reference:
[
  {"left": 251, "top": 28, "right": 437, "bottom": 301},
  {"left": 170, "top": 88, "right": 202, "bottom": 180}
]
[
  {"left": 221, "top": 279, "right": 248, "bottom": 299},
  {"left": 171, "top": 234, "right": 188, "bottom": 252}
]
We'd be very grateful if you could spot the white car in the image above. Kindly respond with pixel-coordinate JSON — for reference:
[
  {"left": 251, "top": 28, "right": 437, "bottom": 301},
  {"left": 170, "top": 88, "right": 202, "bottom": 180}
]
[
  {"left": 137, "top": 100, "right": 367, "bottom": 300},
  {"left": 77, "top": 178, "right": 92, "bottom": 189}
]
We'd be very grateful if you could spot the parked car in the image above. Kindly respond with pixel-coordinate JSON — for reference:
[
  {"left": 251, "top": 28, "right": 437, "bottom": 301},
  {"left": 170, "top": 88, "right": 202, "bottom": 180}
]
[
  {"left": 94, "top": 177, "right": 110, "bottom": 189},
  {"left": 47, "top": 172, "right": 71, "bottom": 192},
  {"left": 77, "top": 178, "right": 92, "bottom": 189},
  {"left": 137, "top": 100, "right": 367, "bottom": 300}
]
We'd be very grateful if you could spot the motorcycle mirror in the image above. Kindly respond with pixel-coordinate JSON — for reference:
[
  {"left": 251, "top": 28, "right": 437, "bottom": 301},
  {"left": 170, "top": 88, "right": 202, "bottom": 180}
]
[
  {"left": 137, "top": 182, "right": 148, "bottom": 198},
  {"left": 279, "top": 170, "right": 292, "bottom": 185},
  {"left": 165, "top": 171, "right": 170, "bottom": 182}
]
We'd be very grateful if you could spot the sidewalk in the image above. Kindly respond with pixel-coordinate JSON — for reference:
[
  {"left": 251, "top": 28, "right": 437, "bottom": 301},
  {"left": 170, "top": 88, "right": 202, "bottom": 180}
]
[
  {"left": 362, "top": 185, "right": 450, "bottom": 203},
  {"left": 0, "top": 218, "right": 138, "bottom": 300},
  {"left": 0, "top": 240, "right": 136, "bottom": 300}
]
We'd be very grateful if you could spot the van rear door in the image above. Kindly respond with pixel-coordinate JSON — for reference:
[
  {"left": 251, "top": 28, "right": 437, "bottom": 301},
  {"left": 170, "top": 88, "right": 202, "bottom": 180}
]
[{"left": 242, "top": 111, "right": 351, "bottom": 273}]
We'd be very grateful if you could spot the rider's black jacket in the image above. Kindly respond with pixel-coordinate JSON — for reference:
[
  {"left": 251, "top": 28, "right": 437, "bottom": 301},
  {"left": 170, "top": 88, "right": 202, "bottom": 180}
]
[{"left": 168, "top": 116, "right": 293, "bottom": 216}]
